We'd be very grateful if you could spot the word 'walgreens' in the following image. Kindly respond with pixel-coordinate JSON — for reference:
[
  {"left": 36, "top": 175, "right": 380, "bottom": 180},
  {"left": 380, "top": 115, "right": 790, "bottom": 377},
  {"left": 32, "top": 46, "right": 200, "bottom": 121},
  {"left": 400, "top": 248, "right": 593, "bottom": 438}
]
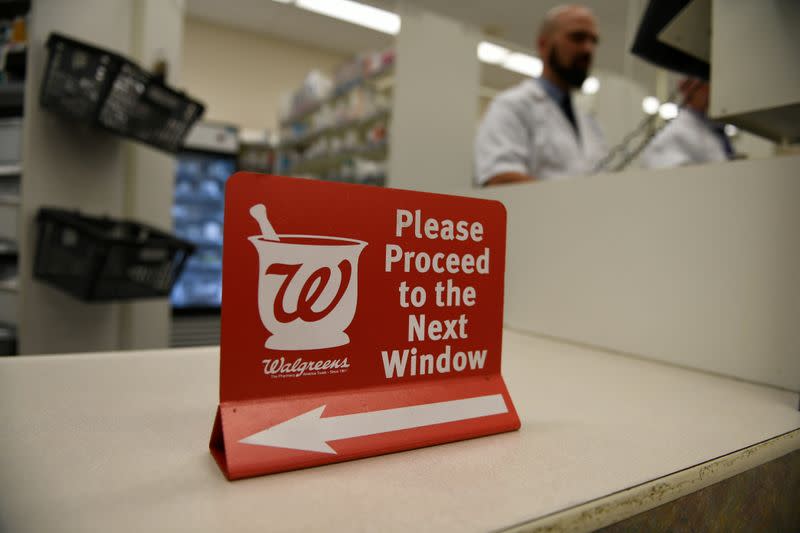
[{"left": 262, "top": 356, "right": 350, "bottom": 377}]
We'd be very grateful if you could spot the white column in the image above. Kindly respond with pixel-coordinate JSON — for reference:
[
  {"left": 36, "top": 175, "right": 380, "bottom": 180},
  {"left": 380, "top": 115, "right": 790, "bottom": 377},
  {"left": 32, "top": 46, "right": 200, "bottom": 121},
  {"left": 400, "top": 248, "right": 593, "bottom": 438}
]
[
  {"left": 19, "top": 0, "right": 132, "bottom": 354},
  {"left": 388, "top": 5, "right": 480, "bottom": 193},
  {"left": 119, "top": 0, "right": 186, "bottom": 351},
  {"left": 18, "top": 0, "right": 185, "bottom": 354}
]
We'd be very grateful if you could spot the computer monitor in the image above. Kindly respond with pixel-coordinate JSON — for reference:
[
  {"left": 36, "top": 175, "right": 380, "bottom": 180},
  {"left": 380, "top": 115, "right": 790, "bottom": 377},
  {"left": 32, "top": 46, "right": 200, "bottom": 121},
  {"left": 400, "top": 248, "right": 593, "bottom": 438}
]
[{"left": 630, "top": 0, "right": 709, "bottom": 80}]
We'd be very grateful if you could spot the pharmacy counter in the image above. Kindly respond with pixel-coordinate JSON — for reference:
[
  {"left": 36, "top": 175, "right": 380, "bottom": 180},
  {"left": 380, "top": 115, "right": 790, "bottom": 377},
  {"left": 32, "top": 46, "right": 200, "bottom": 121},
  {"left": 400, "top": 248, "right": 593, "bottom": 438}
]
[{"left": 1, "top": 330, "right": 798, "bottom": 532}]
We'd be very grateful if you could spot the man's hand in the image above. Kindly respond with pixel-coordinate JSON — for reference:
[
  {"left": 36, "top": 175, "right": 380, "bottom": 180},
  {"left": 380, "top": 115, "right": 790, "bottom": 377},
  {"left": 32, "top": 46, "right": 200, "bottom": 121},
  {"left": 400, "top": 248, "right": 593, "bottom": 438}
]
[{"left": 485, "top": 172, "right": 536, "bottom": 186}]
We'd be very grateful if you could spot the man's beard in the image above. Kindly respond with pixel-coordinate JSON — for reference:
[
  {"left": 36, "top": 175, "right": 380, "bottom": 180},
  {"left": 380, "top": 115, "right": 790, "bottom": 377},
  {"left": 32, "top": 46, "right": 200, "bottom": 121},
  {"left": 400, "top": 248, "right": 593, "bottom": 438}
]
[{"left": 548, "top": 47, "right": 590, "bottom": 88}]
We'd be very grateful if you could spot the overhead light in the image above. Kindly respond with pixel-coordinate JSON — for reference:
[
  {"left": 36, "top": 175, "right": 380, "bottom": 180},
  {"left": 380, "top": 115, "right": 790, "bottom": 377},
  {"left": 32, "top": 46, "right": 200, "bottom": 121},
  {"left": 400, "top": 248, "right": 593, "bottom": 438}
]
[
  {"left": 581, "top": 76, "right": 599, "bottom": 95},
  {"left": 724, "top": 124, "right": 739, "bottom": 137},
  {"left": 642, "top": 96, "right": 660, "bottom": 115},
  {"left": 477, "top": 41, "right": 510, "bottom": 64},
  {"left": 502, "top": 52, "right": 543, "bottom": 77},
  {"left": 295, "top": 0, "right": 401, "bottom": 35},
  {"left": 478, "top": 42, "right": 543, "bottom": 79},
  {"left": 271, "top": 0, "right": 295, "bottom": 4},
  {"left": 658, "top": 102, "right": 679, "bottom": 120}
]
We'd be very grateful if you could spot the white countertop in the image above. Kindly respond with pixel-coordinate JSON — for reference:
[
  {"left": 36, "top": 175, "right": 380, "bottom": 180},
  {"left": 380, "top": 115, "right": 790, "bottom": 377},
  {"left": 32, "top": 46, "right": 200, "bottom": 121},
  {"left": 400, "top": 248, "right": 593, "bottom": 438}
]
[{"left": 1, "top": 330, "right": 798, "bottom": 533}]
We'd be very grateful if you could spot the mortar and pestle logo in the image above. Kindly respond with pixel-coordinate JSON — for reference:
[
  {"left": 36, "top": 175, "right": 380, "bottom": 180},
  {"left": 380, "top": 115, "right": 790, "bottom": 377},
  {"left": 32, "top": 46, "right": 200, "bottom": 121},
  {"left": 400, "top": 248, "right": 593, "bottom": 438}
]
[{"left": 248, "top": 204, "right": 367, "bottom": 350}]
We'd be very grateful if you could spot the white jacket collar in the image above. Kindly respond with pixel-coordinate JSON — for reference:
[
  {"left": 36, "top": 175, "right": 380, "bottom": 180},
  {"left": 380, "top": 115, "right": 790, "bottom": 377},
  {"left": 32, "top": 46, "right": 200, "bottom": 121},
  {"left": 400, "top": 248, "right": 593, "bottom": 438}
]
[{"left": 526, "top": 78, "right": 548, "bottom": 101}]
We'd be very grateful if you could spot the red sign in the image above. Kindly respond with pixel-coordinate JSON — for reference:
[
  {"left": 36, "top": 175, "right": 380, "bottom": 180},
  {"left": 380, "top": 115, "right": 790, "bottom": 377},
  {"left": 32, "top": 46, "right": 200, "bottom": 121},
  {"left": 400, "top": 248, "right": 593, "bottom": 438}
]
[{"left": 210, "top": 173, "right": 520, "bottom": 480}]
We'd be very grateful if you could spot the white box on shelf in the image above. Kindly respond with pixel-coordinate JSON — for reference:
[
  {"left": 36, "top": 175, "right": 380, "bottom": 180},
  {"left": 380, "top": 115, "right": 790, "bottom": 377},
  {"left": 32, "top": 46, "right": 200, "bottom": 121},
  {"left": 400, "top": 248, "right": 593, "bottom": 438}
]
[{"left": 0, "top": 118, "right": 22, "bottom": 165}]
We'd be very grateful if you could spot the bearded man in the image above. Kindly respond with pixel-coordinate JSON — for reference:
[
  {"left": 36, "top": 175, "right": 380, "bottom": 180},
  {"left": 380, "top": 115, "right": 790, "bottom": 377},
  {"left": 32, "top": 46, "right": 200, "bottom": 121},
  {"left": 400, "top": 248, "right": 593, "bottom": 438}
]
[{"left": 475, "top": 5, "right": 608, "bottom": 186}]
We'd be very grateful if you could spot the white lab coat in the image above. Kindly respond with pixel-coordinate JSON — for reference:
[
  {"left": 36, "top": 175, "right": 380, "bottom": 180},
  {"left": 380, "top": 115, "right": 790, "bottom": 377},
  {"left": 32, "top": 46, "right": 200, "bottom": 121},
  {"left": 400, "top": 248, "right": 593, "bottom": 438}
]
[
  {"left": 639, "top": 109, "right": 728, "bottom": 169},
  {"left": 474, "top": 79, "right": 608, "bottom": 185}
]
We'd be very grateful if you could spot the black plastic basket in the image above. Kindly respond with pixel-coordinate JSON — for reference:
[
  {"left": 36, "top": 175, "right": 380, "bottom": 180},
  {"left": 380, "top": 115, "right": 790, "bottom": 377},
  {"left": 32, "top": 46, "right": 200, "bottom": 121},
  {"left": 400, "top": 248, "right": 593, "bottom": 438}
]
[
  {"left": 40, "top": 33, "right": 205, "bottom": 153},
  {"left": 34, "top": 208, "right": 196, "bottom": 302},
  {"left": 39, "top": 33, "right": 121, "bottom": 121}
]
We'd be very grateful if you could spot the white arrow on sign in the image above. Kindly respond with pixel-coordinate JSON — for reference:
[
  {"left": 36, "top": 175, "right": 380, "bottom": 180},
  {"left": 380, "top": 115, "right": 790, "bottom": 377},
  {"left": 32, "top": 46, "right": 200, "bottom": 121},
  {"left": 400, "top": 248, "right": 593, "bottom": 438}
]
[{"left": 239, "top": 394, "right": 509, "bottom": 454}]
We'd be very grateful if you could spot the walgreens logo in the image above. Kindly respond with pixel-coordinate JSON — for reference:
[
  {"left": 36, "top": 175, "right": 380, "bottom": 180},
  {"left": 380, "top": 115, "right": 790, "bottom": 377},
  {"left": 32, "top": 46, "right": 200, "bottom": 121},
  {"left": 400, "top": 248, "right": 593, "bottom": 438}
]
[
  {"left": 262, "top": 356, "right": 351, "bottom": 378},
  {"left": 248, "top": 203, "right": 368, "bottom": 352}
]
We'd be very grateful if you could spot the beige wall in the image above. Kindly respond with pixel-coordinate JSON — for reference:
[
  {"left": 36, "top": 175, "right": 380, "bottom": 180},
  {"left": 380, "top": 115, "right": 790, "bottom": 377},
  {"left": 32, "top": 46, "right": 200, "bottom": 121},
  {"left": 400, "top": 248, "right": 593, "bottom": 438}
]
[{"left": 182, "top": 17, "right": 348, "bottom": 131}]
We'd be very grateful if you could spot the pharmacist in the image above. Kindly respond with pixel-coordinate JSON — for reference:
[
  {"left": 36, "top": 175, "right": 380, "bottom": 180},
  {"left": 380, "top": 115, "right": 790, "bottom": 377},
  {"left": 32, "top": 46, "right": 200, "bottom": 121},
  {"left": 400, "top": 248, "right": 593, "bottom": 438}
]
[
  {"left": 474, "top": 4, "right": 608, "bottom": 186},
  {"left": 639, "top": 79, "right": 734, "bottom": 169}
]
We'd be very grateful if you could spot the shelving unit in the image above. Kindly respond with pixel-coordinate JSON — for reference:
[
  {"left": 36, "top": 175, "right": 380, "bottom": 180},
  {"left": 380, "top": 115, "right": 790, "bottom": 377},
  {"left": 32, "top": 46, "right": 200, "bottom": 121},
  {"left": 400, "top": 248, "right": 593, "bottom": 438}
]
[
  {"left": 0, "top": 7, "right": 26, "bottom": 354},
  {"left": 0, "top": 278, "right": 17, "bottom": 292},
  {"left": 0, "top": 237, "right": 16, "bottom": 295},
  {"left": 275, "top": 51, "right": 394, "bottom": 186},
  {"left": 0, "top": 163, "right": 21, "bottom": 175},
  {"left": 279, "top": 63, "right": 394, "bottom": 128},
  {"left": 239, "top": 129, "right": 275, "bottom": 175},
  {"left": 0, "top": 193, "right": 18, "bottom": 206},
  {"left": 0, "top": 162, "right": 20, "bottom": 207},
  {"left": 0, "top": 153, "right": 20, "bottom": 337},
  {"left": 278, "top": 107, "right": 390, "bottom": 150},
  {"left": 290, "top": 141, "right": 388, "bottom": 175},
  {"left": 170, "top": 122, "right": 237, "bottom": 318},
  {"left": 0, "top": 82, "right": 24, "bottom": 112}
]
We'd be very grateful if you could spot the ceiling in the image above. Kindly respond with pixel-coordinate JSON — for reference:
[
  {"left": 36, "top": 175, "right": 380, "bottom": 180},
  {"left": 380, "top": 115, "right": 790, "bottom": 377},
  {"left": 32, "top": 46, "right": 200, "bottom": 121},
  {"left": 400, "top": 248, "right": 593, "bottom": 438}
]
[
  {"left": 186, "top": 0, "right": 394, "bottom": 56},
  {"left": 373, "top": 0, "right": 641, "bottom": 71},
  {"left": 185, "top": 0, "right": 656, "bottom": 90}
]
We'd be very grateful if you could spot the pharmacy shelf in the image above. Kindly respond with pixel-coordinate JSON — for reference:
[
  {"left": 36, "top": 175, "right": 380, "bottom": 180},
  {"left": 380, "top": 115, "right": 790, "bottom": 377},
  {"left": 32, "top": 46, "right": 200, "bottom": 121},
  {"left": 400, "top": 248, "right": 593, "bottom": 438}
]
[
  {"left": 0, "top": 163, "right": 21, "bottom": 176},
  {"left": 279, "top": 108, "right": 390, "bottom": 150},
  {"left": 0, "top": 82, "right": 24, "bottom": 114},
  {"left": 177, "top": 239, "right": 223, "bottom": 249},
  {"left": 0, "top": 277, "right": 17, "bottom": 293},
  {"left": 0, "top": 238, "right": 16, "bottom": 256},
  {"left": 289, "top": 143, "right": 388, "bottom": 175},
  {"left": 173, "top": 196, "right": 225, "bottom": 208},
  {"left": 0, "top": 193, "right": 20, "bottom": 207},
  {"left": 280, "top": 66, "right": 394, "bottom": 127},
  {"left": 183, "top": 263, "right": 223, "bottom": 275}
]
